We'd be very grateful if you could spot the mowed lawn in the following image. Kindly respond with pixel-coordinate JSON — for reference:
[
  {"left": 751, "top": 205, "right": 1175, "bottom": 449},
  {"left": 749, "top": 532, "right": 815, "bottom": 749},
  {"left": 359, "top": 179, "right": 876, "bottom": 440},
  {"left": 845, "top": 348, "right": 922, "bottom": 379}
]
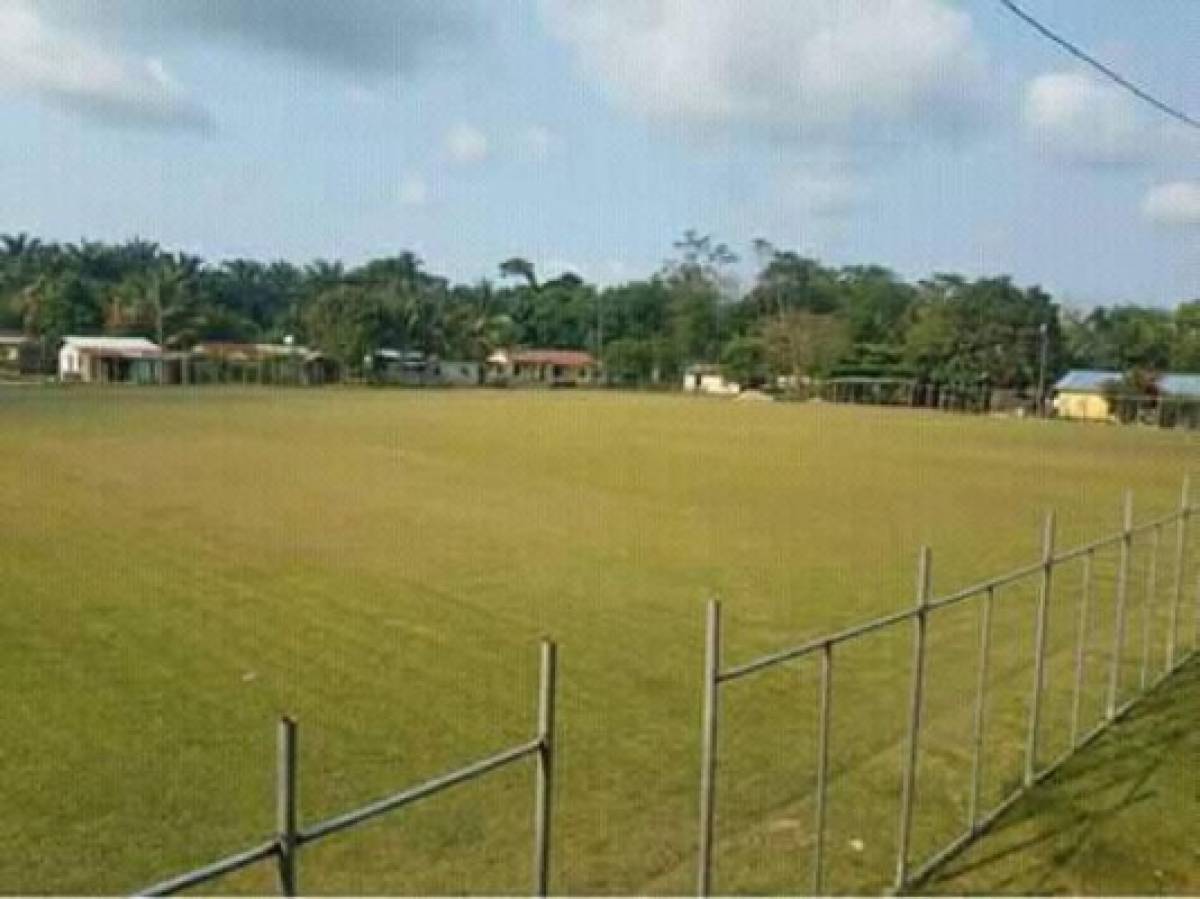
[{"left": 0, "top": 387, "right": 1195, "bottom": 895}]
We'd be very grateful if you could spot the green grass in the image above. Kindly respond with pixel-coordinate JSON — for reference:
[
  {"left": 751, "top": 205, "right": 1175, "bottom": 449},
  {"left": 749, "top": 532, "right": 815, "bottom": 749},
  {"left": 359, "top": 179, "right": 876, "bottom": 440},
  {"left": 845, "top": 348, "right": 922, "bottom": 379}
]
[
  {"left": 0, "top": 387, "right": 1195, "bottom": 895},
  {"left": 921, "top": 656, "right": 1200, "bottom": 896}
]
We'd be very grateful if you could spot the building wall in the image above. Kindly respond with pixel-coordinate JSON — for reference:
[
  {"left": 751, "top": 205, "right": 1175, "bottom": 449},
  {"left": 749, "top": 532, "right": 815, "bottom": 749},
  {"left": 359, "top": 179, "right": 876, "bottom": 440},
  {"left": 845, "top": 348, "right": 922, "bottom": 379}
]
[
  {"left": 683, "top": 372, "right": 740, "bottom": 395},
  {"left": 1054, "top": 391, "right": 1111, "bottom": 421}
]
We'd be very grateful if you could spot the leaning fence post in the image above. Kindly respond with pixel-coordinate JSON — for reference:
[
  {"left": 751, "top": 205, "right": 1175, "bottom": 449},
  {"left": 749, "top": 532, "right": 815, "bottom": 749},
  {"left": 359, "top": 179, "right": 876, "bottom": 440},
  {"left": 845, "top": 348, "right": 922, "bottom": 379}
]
[
  {"left": 697, "top": 600, "right": 722, "bottom": 897},
  {"left": 812, "top": 641, "right": 834, "bottom": 896},
  {"left": 276, "top": 717, "right": 298, "bottom": 897},
  {"left": 895, "top": 546, "right": 932, "bottom": 892},
  {"left": 1167, "top": 475, "right": 1191, "bottom": 671},
  {"left": 1026, "top": 510, "right": 1056, "bottom": 787},
  {"left": 534, "top": 639, "right": 557, "bottom": 897},
  {"left": 1069, "top": 550, "right": 1093, "bottom": 748},
  {"left": 1107, "top": 491, "right": 1135, "bottom": 719}
]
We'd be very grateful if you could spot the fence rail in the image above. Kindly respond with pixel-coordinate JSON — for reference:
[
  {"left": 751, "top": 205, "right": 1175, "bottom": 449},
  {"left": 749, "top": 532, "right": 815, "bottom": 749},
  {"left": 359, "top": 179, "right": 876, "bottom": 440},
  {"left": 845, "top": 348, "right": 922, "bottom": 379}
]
[
  {"left": 126, "top": 478, "right": 1198, "bottom": 897},
  {"left": 696, "top": 475, "right": 1196, "bottom": 895},
  {"left": 136, "top": 640, "right": 557, "bottom": 897}
]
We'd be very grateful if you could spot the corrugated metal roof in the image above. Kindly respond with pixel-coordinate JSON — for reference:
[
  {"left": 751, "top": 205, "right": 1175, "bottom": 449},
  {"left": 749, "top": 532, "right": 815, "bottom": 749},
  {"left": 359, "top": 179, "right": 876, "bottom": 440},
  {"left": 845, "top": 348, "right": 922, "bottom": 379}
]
[
  {"left": 1053, "top": 370, "right": 1121, "bottom": 392},
  {"left": 1160, "top": 374, "right": 1200, "bottom": 397},
  {"left": 1054, "top": 369, "right": 1200, "bottom": 397},
  {"left": 62, "top": 336, "right": 161, "bottom": 356}
]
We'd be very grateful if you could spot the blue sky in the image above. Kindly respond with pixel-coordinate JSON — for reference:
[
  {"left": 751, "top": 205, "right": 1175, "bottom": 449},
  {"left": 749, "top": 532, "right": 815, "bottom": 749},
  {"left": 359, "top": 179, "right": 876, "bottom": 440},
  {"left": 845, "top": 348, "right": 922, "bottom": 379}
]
[{"left": 0, "top": 0, "right": 1197, "bottom": 307}]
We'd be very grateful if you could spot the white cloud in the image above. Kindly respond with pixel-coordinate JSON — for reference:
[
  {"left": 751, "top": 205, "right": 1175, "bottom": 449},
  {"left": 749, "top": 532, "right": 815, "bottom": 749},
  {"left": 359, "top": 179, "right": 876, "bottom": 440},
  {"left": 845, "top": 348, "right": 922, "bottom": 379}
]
[
  {"left": 538, "top": 0, "right": 988, "bottom": 146},
  {"left": 1142, "top": 182, "right": 1200, "bottom": 228},
  {"left": 1023, "top": 72, "right": 1144, "bottom": 165},
  {"left": 445, "top": 121, "right": 490, "bottom": 164},
  {"left": 517, "top": 124, "right": 560, "bottom": 161},
  {"left": 0, "top": 0, "right": 211, "bottom": 131},
  {"left": 398, "top": 173, "right": 429, "bottom": 206},
  {"left": 1023, "top": 71, "right": 1200, "bottom": 166}
]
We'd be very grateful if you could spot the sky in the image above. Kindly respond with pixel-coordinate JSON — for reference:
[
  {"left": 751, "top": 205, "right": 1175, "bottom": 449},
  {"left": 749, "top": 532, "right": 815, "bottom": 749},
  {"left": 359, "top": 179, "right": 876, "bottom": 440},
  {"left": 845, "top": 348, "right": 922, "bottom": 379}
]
[{"left": 0, "top": 0, "right": 1197, "bottom": 307}]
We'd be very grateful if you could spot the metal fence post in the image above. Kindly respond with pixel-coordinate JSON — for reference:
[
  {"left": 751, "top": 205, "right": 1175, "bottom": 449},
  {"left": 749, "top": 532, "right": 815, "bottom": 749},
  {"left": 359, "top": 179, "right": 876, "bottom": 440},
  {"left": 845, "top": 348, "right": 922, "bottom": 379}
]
[
  {"left": 1026, "top": 510, "right": 1056, "bottom": 787},
  {"left": 812, "top": 642, "right": 833, "bottom": 896},
  {"left": 1194, "top": 571, "right": 1200, "bottom": 653},
  {"left": 968, "top": 586, "right": 994, "bottom": 831},
  {"left": 895, "top": 546, "right": 932, "bottom": 892},
  {"left": 1140, "top": 525, "right": 1160, "bottom": 690},
  {"left": 277, "top": 717, "right": 298, "bottom": 897},
  {"left": 534, "top": 640, "right": 557, "bottom": 897},
  {"left": 1107, "top": 491, "right": 1134, "bottom": 719},
  {"left": 697, "top": 600, "right": 722, "bottom": 897},
  {"left": 1069, "top": 551, "right": 1093, "bottom": 748},
  {"left": 1167, "top": 475, "right": 1191, "bottom": 671}
]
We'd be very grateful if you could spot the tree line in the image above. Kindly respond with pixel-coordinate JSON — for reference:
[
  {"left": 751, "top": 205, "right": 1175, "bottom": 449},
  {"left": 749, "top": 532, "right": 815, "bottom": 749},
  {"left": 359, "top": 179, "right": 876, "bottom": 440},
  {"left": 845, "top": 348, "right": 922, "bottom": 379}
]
[{"left": 2, "top": 230, "right": 1197, "bottom": 388}]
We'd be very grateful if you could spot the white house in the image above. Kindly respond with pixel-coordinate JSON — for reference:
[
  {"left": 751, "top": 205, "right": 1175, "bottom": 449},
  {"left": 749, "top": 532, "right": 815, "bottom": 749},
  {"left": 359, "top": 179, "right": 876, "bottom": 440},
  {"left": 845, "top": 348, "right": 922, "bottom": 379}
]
[
  {"left": 683, "top": 363, "right": 740, "bottom": 396},
  {"left": 59, "top": 336, "right": 162, "bottom": 383}
]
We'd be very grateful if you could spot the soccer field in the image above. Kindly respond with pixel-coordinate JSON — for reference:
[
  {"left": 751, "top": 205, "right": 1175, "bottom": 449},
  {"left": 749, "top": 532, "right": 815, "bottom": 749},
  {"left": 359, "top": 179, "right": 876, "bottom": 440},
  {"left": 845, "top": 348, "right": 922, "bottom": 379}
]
[{"left": 0, "top": 387, "right": 1195, "bottom": 895}]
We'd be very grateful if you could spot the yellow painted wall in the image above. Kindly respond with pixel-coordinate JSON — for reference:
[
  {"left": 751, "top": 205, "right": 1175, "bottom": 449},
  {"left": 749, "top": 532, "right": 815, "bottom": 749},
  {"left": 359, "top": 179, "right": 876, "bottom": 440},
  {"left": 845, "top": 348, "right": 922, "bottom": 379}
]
[{"left": 1054, "top": 391, "right": 1111, "bottom": 421}]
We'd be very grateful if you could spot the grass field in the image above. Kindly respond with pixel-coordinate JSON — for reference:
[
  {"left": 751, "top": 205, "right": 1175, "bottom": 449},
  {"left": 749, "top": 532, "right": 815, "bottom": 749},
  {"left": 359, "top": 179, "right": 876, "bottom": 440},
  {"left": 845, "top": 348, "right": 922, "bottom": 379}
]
[
  {"left": 923, "top": 655, "right": 1199, "bottom": 895},
  {"left": 0, "top": 387, "right": 1196, "bottom": 895}
]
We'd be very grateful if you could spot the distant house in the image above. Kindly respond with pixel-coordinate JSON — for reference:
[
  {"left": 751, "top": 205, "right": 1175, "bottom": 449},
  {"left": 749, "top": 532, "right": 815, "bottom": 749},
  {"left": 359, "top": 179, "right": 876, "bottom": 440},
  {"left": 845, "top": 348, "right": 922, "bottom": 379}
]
[
  {"left": 487, "top": 349, "right": 600, "bottom": 386},
  {"left": 0, "top": 331, "right": 38, "bottom": 375},
  {"left": 683, "top": 363, "right": 740, "bottom": 396},
  {"left": 191, "top": 342, "right": 339, "bottom": 385},
  {"left": 1158, "top": 373, "right": 1200, "bottom": 400},
  {"left": 1052, "top": 370, "right": 1121, "bottom": 421},
  {"left": 59, "top": 336, "right": 162, "bottom": 383},
  {"left": 1052, "top": 369, "right": 1200, "bottom": 425},
  {"left": 369, "top": 349, "right": 436, "bottom": 385}
]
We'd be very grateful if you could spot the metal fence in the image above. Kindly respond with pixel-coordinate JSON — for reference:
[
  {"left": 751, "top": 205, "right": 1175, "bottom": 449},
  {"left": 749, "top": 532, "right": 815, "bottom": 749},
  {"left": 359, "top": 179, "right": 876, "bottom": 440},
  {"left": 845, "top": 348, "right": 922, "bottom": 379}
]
[
  {"left": 136, "top": 640, "right": 557, "bottom": 897},
  {"left": 696, "top": 476, "right": 1197, "bottom": 895}
]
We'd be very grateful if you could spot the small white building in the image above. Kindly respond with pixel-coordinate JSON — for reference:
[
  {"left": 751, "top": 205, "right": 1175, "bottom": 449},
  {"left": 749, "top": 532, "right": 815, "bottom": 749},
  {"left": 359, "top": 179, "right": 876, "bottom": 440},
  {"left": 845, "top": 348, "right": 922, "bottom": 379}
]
[
  {"left": 59, "top": 336, "right": 162, "bottom": 383},
  {"left": 683, "top": 364, "right": 740, "bottom": 396}
]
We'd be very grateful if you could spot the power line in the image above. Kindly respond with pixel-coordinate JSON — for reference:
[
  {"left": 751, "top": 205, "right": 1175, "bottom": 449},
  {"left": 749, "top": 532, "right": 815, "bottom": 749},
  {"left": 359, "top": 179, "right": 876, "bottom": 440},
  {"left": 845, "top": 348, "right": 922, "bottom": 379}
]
[{"left": 997, "top": 0, "right": 1200, "bottom": 132}]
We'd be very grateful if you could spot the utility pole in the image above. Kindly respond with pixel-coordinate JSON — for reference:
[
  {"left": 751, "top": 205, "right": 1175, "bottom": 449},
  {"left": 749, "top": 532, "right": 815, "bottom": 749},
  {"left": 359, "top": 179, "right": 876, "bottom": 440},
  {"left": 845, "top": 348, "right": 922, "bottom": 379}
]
[
  {"left": 155, "top": 272, "right": 166, "bottom": 386},
  {"left": 1036, "top": 321, "right": 1049, "bottom": 417}
]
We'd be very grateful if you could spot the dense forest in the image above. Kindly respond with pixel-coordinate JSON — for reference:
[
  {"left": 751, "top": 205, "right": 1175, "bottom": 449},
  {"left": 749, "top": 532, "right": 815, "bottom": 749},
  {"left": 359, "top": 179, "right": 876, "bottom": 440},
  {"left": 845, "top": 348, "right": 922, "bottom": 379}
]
[{"left": 1, "top": 230, "right": 1197, "bottom": 389}]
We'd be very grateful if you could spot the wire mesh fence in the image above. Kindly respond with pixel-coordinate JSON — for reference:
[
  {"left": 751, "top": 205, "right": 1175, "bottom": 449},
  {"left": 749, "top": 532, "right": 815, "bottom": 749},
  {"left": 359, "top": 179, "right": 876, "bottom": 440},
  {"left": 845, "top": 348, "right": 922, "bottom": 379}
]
[{"left": 696, "top": 476, "right": 1197, "bottom": 895}]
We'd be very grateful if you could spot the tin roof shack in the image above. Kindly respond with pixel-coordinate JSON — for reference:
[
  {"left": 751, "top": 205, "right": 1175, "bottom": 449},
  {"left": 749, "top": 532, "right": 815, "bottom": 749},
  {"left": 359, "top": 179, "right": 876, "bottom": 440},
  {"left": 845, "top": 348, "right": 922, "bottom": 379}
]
[
  {"left": 58, "top": 336, "right": 162, "bottom": 384},
  {"left": 487, "top": 349, "right": 600, "bottom": 387},
  {"left": 1051, "top": 370, "right": 1120, "bottom": 421},
  {"left": 1158, "top": 374, "right": 1200, "bottom": 429},
  {"left": 189, "top": 342, "right": 340, "bottom": 386},
  {"left": 368, "top": 349, "right": 434, "bottom": 385}
]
